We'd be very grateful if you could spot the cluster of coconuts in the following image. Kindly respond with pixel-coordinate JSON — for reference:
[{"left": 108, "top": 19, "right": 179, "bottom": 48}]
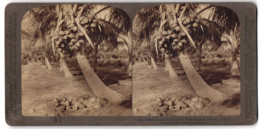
[
  {"left": 54, "top": 14, "right": 101, "bottom": 54},
  {"left": 157, "top": 15, "right": 200, "bottom": 55},
  {"left": 53, "top": 95, "right": 108, "bottom": 114},
  {"left": 156, "top": 95, "right": 210, "bottom": 115}
]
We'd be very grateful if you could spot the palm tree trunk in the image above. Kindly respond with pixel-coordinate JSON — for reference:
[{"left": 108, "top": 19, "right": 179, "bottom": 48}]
[
  {"left": 230, "top": 53, "right": 239, "bottom": 75},
  {"left": 93, "top": 46, "right": 98, "bottom": 71},
  {"left": 75, "top": 51, "right": 127, "bottom": 104},
  {"left": 178, "top": 51, "right": 228, "bottom": 103},
  {"left": 127, "top": 63, "right": 132, "bottom": 76},
  {"left": 165, "top": 54, "right": 178, "bottom": 78},
  {"left": 45, "top": 56, "right": 52, "bottom": 69},
  {"left": 60, "top": 53, "right": 73, "bottom": 78},
  {"left": 59, "top": 60, "right": 64, "bottom": 71},
  {"left": 196, "top": 43, "right": 202, "bottom": 71},
  {"left": 151, "top": 56, "right": 158, "bottom": 69}
]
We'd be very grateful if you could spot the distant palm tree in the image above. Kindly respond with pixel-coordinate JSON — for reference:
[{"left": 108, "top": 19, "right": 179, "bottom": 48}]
[{"left": 22, "top": 6, "right": 57, "bottom": 69}]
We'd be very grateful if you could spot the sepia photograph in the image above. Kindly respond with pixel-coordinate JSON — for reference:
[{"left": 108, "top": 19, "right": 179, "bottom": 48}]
[
  {"left": 21, "top": 4, "right": 132, "bottom": 116},
  {"left": 132, "top": 4, "right": 240, "bottom": 116},
  {"left": 21, "top": 3, "right": 241, "bottom": 117}
]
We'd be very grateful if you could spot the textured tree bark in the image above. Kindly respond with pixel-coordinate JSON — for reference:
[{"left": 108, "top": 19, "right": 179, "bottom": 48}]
[
  {"left": 178, "top": 51, "right": 228, "bottom": 104},
  {"left": 196, "top": 43, "right": 202, "bottom": 71},
  {"left": 59, "top": 60, "right": 64, "bottom": 71},
  {"left": 165, "top": 54, "right": 178, "bottom": 78},
  {"left": 127, "top": 63, "right": 132, "bottom": 76},
  {"left": 45, "top": 56, "right": 52, "bottom": 69},
  {"left": 93, "top": 46, "right": 98, "bottom": 71},
  {"left": 151, "top": 56, "right": 158, "bottom": 69},
  {"left": 75, "top": 51, "right": 127, "bottom": 104},
  {"left": 60, "top": 53, "right": 73, "bottom": 78},
  {"left": 230, "top": 54, "right": 239, "bottom": 76}
]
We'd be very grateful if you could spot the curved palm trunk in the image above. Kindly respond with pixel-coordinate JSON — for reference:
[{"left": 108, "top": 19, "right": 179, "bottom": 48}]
[
  {"left": 127, "top": 63, "right": 132, "bottom": 76},
  {"left": 45, "top": 56, "right": 52, "bottom": 69},
  {"left": 59, "top": 61, "right": 64, "bottom": 71},
  {"left": 165, "top": 54, "right": 178, "bottom": 78},
  {"left": 93, "top": 46, "right": 98, "bottom": 71},
  {"left": 230, "top": 54, "right": 239, "bottom": 76},
  {"left": 151, "top": 56, "right": 158, "bottom": 69},
  {"left": 196, "top": 43, "right": 202, "bottom": 71},
  {"left": 75, "top": 51, "right": 127, "bottom": 104},
  {"left": 178, "top": 52, "right": 228, "bottom": 103},
  {"left": 60, "top": 53, "right": 73, "bottom": 78}
]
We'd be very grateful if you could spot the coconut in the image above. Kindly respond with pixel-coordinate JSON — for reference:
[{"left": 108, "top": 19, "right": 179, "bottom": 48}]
[
  {"left": 65, "top": 30, "right": 70, "bottom": 35},
  {"left": 162, "top": 31, "right": 168, "bottom": 36},
  {"left": 75, "top": 42, "right": 81, "bottom": 47},
  {"left": 90, "top": 23, "right": 97, "bottom": 28},
  {"left": 158, "top": 105, "right": 168, "bottom": 112},
  {"left": 164, "top": 99, "right": 173, "bottom": 106},
  {"left": 93, "top": 19, "right": 98, "bottom": 24},
  {"left": 173, "top": 38, "right": 180, "bottom": 43},
  {"left": 88, "top": 96, "right": 96, "bottom": 103},
  {"left": 71, "top": 39, "right": 77, "bottom": 43},
  {"left": 171, "top": 42, "right": 176, "bottom": 46},
  {"left": 72, "top": 26, "right": 78, "bottom": 32},
  {"left": 166, "top": 35, "right": 171, "bottom": 39},
  {"left": 68, "top": 42, "right": 73, "bottom": 47},
  {"left": 91, "top": 102, "right": 102, "bottom": 109},
  {"left": 69, "top": 46, "right": 75, "bottom": 51},
  {"left": 193, "top": 23, "right": 199, "bottom": 27},
  {"left": 167, "top": 30, "right": 173, "bottom": 35},
  {"left": 63, "top": 35, "right": 68, "bottom": 40},
  {"left": 201, "top": 98, "right": 210, "bottom": 105},
  {"left": 194, "top": 101, "right": 205, "bottom": 109},
  {"left": 83, "top": 17, "right": 89, "bottom": 23},
  {"left": 71, "top": 105, "right": 79, "bottom": 111},
  {"left": 84, "top": 24, "right": 89, "bottom": 29},
  {"left": 158, "top": 40, "right": 164, "bottom": 45},
  {"left": 180, "top": 32, "right": 186, "bottom": 36},
  {"left": 170, "top": 33, "right": 178, "bottom": 38},
  {"left": 174, "top": 26, "right": 181, "bottom": 32},
  {"left": 156, "top": 98, "right": 164, "bottom": 106},
  {"left": 178, "top": 42, "right": 183, "bottom": 47},
  {"left": 181, "top": 39, "right": 187, "bottom": 44},
  {"left": 60, "top": 43, "right": 65, "bottom": 48},
  {"left": 56, "top": 105, "right": 65, "bottom": 112},
  {"left": 185, "top": 17, "right": 191, "bottom": 23},
  {"left": 57, "top": 48, "right": 62, "bottom": 52},
  {"left": 59, "top": 31, "right": 66, "bottom": 36},
  {"left": 78, "top": 32, "right": 84, "bottom": 37},
  {"left": 187, "top": 24, "right": 191, "bottom": 28},
  {"left": 68, "top": 33, "right": 75, "bottom": 39}
]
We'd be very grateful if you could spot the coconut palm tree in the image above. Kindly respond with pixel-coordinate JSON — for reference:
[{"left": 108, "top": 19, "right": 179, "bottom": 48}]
[
  {"left": 134, "top": 4, "right": 232, "bottom": 103},
  {"left": 25, "top": 5, "right": 58, "bottom": 69},
  {"left": 133, "top": 5, "right": 176, "bottom": 72},
  {"left": 211, "top": 6, "right": 240, "bottom": 75},
  {"left": 52, "top": 4, "right": 130, "bottom": 104}
]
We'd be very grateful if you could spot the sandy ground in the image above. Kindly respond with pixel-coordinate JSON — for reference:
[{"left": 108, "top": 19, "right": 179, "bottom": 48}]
[
  {"left": 132, "top": 63, "right": 240, "bottom": 116},
  {"left": 22, "top": 63, "right": 132, "bottom": 116}
]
